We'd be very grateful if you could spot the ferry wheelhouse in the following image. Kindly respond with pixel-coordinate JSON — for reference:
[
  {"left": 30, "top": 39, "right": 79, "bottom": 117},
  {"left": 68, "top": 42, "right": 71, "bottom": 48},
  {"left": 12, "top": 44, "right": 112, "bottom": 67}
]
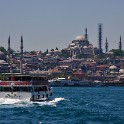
[{"left": 0, "top": 74, "right": 52, "bottom": 101}]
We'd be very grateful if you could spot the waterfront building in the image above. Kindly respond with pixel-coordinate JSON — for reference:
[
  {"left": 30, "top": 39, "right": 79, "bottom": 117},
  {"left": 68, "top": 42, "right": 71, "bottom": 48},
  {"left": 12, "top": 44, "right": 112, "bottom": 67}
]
[{"left": 0, "top": 60, "right": 9, "bottom": 73}]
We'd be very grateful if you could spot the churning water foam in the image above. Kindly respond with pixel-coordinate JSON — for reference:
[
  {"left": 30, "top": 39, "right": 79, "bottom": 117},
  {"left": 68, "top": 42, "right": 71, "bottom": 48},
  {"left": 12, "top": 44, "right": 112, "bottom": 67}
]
[{"left": 0, "top": 97, "right": 65, "bottom": 107}]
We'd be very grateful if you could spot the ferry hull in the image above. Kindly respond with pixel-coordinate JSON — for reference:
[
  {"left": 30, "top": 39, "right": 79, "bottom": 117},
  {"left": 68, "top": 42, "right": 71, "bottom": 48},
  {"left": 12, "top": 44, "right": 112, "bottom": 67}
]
[
  {"left": 0, "top": 92, "right": 31, "bottom": 100},
  {"left": 0, "top": 91, "right": 52, "bottom": 102}
]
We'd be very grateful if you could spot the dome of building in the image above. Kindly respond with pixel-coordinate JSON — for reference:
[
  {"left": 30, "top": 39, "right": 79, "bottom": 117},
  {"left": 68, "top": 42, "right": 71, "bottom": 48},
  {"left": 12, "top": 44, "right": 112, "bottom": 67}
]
[
  {"left": 75, "top": 35, "right": 86, "bottom": 41},
  {"left": 54, "top": 50, "right": 60, "bottom": 53},
  {"left": 69, "top": 43, "right": 75, "bottom": 46},
  {"left": 0, "top": 60, "right": 6, "bottom": 64},
  {"left": 119, "top": 69, "right": 124, "bottom": 73},
  {"left": 70, "top": 47, "right": 74, "bottom": 49},
  {"left": 83, "top": 46, "right": 88, "bottom": 48},
  {"left": 109, "top": 65, "right": 117, "bottom": 70},
  {"left": 46, "top": 53, "right": 51, "bottom": 56},
  {"left": 49, "top": 51, "right": 53, "bottom": 53},
  {"left": 74, "top": 46, "right": 79, "bottom": 49}
]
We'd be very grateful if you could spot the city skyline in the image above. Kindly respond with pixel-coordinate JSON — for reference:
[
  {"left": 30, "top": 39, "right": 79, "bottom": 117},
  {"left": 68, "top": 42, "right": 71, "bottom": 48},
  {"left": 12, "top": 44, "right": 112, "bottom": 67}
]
[{"left": 0, "top": 0, "right": 124, "bottom": 52}]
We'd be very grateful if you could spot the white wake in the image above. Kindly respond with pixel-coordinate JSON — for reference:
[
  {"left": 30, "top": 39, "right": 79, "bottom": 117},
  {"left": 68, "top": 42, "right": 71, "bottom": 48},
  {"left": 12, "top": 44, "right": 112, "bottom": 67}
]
[{"left": 0, "top": 97, "right": 65, "bottom": 107}]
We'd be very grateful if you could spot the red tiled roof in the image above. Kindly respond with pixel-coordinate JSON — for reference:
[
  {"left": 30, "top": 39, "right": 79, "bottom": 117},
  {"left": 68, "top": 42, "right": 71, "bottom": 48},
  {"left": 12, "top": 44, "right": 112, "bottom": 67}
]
[{"left": 96, "top": 65, "right": 109, "bottom": 68}]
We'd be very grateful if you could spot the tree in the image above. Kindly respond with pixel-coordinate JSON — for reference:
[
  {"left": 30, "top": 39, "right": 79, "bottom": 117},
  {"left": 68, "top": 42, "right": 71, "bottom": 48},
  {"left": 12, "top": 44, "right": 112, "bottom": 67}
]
[
  {"left": 0, "top": 46, "right": 6, "bottom": 54},
  {"left": 110, "top": 49, "right": 124, "bottom": 57},
  {"left": 55, "top": 47, "right": 59, "bottom": 50},
  {"left": 96, "top": 53, "right": 106, "bottom": 59},
  {"left": 44, "top": 49, "right": 48, "bottom": 54},
  {"left": 59, "top": 49, "right": 70, "bottom": 58},
  {"left": 10, "top": 49, "right": 14, "bottom": 54},
  {"left": 51, "top": 49, "right": 54, "bottom": 52},
  {"left": 76, "top": 53, "right": 84, "bottom": 59}
]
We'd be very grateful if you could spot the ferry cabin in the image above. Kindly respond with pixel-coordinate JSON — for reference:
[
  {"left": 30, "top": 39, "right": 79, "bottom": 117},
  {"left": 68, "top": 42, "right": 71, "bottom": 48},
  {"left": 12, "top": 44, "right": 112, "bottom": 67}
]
[{"left": 0, "top": 74, "right": 52, "bottom": 101}]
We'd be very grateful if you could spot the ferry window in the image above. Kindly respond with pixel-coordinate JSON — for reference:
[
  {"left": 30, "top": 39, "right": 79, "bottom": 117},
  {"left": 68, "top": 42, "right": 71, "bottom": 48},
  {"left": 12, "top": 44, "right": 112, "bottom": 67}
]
[
  {"left": 37, "top": 87, "right": 42, "bottom": 92},
  {"left": 44, "top": 86, "right": 47, "bottom": 91},
  {"left": 0, "top": 87, "right": 1, "bottom": 91},
  {"left": 3, "top": 87, "right": 11, "bottom": 92},
  {"left": 37, "top": 77, "right": 40, "bottom": 81},
  {"left": 9, "top": 77, "right": 11, "bottom": 81},
  {"left": 34, "top": 87, "right": 41, "bottom": 92},
  {"left": 41, "top": 78, "right": 45, "bottom": 81},
  {"left": 39, "top": 87, "right": 42, "bottom": 91},
  {"left": 41, "top": 86, "right": 47, "bottom": 91},
  {"left": 38, "top": 87, "right": 46, "bottom": 91},
  {"left": 1, "top": 87, "right": 4, "bottom": 91},
  {"left": 0, "top": 87, "right": 2, "bottom": 91},
  {"left": 34, "top": 87, "right": 38, "bottom": 92},
  {"left": 13, "top": 77, "right": 21, "bottom": 81},
  {"left": 28, "top": 87, "right": 32, "bottom": 92},
  {"left": 13, "top": 86, "right": 31, "bottom": 92},
  {"left": 32, "top": 77, "right": 36, "bottom": 81},
  {"left": 13, "top": 87, "right": 21, "bottom": 92},
  {"left": 22, "top": 76, "right": 31, "bottom": 81},
  {"left": 21, "top": 87, "right": 30, "bottom": 92}
]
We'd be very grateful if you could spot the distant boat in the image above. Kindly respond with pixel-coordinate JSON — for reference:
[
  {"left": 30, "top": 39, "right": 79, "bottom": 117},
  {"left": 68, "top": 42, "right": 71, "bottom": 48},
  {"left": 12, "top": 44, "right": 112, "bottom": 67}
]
[
  {"left": 49, "top": 78, "right": 73, "bottom": 86},
  {"left": 0, "top": 74, "right": 52, "bottom": 101},
  {"left": 49, "top": 77, "right": 93, "bottom": 86}
]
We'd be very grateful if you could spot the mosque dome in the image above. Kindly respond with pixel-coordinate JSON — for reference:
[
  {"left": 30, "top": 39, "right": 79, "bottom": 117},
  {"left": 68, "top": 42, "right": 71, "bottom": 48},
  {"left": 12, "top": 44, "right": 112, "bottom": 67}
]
[
  {"left": 46, "top": 53, "right": 51, "bottom": 56},
  {"left": 109, "top": 65, "right": 117, "bottom": 70},
  {"left": 119, "top": 69, "right": 124, "bottom": 73},
  {"left": 0, "top": 60, "right": 5, "bottom": 64},
  {"left": 74, "top": 46, "right": 79, "bottom": 49},
  {"left": 69, "top": 43, "right": 75, "bottom": 46},
  {"left": 83, "top": 46, "right": 88, "bottom": 48},
  {"left": 75, "top": 35, "right": 86, "bottom": 41},
  {"left": 74, "top": 45, "right": 79, "bottom": 48}
]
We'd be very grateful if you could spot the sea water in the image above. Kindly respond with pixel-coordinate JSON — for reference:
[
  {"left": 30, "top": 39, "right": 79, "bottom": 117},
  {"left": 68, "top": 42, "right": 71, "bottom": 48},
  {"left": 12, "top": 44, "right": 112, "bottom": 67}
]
[{"left": 0, "top": 86, "right": 124, "bottom": 124}]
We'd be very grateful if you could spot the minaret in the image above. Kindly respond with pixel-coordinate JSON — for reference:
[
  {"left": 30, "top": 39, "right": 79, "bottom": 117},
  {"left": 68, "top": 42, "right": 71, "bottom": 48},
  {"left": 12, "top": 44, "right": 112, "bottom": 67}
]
[
  {"left": 20, "top": 36, "right": 23, "bottom": 74},
  {"left": 105, "top": 37, "right": 108, "bottom": 53},
  {"left": 85, "top": 28, "right": 88, "bottom": 40},
  {"left": 98, "top": 23, "right": 103, "bottom": 54},
  {"left": 8, "top": 36, "right": 11, "bottom": 66},
  {"left": 119, "top": 35, "right": 122, "bottom": 50}
]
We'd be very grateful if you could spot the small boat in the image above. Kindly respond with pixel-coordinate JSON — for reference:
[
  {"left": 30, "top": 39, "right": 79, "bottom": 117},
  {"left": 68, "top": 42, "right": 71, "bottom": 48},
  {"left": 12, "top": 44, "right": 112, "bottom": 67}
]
[{"left": 0, "top": 74, "right": 52, "bottom": 101}]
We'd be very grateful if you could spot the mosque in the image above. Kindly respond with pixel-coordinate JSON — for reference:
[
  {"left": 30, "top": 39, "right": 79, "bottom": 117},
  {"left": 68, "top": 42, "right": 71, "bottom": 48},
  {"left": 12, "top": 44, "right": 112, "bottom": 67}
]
[{"left": 66, "top": 28, "right": 99, "bottom": 58}]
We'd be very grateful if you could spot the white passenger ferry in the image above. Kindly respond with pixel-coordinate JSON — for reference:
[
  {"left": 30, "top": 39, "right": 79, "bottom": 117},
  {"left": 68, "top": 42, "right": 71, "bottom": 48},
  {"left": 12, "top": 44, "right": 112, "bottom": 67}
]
[{"left": 0, "top": 74, "right": 52, "bottom": 101}]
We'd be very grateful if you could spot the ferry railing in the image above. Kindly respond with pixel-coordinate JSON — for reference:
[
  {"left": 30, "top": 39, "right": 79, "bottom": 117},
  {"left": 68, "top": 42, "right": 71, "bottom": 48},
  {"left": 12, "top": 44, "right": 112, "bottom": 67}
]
[{"left": 0, "top": 80, "right": 50, "bottom": 86}]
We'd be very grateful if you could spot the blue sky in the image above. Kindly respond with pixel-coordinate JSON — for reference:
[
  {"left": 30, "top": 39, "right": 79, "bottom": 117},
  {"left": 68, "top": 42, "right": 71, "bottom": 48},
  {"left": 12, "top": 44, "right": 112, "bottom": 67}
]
[{"left": 0, "top": 0, "right": 124, "bottom": 52}]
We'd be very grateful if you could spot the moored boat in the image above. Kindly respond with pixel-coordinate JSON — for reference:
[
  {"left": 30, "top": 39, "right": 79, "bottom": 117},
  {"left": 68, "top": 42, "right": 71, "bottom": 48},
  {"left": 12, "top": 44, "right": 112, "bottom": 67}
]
[{"left": 49, "top": 77, "right": 93, "bottom": 86}]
